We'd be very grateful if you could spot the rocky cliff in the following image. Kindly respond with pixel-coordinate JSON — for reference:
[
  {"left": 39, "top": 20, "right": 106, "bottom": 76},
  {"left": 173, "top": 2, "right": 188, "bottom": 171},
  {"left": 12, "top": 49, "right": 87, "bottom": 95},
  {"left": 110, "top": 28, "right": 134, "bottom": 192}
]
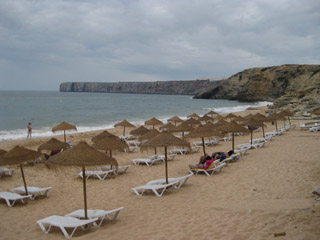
[
  {"left": 194, "top": 64, "right": 320, "bottom": 113},
  {"left": 60, "top": 80, "right": 220, "bottom": 95}
]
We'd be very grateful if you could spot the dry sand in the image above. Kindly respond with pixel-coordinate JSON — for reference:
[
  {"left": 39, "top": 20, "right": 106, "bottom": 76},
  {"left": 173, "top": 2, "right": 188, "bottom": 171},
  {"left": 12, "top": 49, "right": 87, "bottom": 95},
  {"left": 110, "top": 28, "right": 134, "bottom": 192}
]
[{"left": 1, "top": 107, "right": 320, "bottom": 240}]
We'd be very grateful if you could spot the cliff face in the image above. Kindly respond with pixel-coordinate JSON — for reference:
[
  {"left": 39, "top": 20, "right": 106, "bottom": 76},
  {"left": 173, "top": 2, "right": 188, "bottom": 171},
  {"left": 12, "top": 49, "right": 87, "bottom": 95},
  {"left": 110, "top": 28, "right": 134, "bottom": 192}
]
[
  {"left": 194, "top": 64, "right": 320, "bottom": 113},
  {"left": 60, "top": 80, "right": 220, "bottom": 95}
]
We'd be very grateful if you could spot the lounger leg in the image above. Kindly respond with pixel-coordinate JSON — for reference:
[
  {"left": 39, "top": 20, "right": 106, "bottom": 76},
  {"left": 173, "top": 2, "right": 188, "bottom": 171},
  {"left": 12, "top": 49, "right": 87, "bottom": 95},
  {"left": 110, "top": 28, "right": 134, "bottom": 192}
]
[
  {"left": 38, "top": 222, "right": 52, "bottom": 234},
  {"left": 5, "top": 199, "right": 15, "bottom": 207},
  {"left": 60, "top": 226, "right": 76, "bottom": 238}
]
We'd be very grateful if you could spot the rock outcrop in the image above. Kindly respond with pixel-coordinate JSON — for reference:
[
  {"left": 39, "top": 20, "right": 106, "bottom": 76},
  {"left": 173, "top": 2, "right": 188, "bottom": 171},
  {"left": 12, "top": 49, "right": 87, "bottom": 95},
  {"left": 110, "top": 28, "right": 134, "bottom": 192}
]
[
  {"left": 60, "top": 80, "right": 220, "bottom": 95},
  {"left": 194, "top": 64, "right": 320, "bottom": 113}
]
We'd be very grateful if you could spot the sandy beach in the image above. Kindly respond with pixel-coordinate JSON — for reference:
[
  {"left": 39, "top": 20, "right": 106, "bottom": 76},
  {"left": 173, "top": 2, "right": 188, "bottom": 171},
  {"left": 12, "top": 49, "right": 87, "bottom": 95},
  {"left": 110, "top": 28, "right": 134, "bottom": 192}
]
[{"left": 1, "top": 107, "right": 320, "bottom": 240}]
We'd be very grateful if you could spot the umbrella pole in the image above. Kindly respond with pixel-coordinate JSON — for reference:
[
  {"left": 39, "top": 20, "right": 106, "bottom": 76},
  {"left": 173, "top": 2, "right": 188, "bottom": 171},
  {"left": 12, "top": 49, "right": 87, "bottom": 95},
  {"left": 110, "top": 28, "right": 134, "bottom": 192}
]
[
  {"left": 202, "top": 137, "right": 206, "bottom": 158},
  {"left": 165, "top": 146, "right": 168, "bottom": 184},
  {"left": 110, "top": 150, "right": 112, "bottom": 157},
  {"left": 20, "top": 164, "right": 29, "bottom": 195},
  {"left": 250, "top": 129, "right": 253, "bottom": 145},
  {"left": 262, "top": 122, "right": 265, "bottom": 138},
  {"left": 64, "top": 130, "right": 66, "bottom": 143},
  {"left": 154, "top": 147, "right": 157, "bottom": 155},
  {"left": 275, "top": 120, "right": 278, "bottom": 132},
  {"left": 123, "top": 127, "right": 125, "bottom": 136},
  {"left": 288, "top": 116, "right": 291, "bottom": 126},
  {"left": 232, "top": 132, "right": 235, "bottom": 151},
  {"left": 82, "top": 166, "right": 88, "bottom": 219}
]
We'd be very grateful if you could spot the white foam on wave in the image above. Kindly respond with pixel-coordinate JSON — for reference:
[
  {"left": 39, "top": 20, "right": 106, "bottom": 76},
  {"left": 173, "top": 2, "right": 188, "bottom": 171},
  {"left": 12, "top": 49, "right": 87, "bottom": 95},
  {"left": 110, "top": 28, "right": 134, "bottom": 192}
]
[{"left": 203, "top": 101, "right": 272, "bottom": 114}]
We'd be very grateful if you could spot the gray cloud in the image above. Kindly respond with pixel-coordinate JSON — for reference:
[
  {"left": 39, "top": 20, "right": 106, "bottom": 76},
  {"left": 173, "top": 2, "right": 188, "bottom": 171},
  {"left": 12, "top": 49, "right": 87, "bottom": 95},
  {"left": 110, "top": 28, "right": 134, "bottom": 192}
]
[{"left": 0, "top": 0, "right": 319, "bottom": 90}]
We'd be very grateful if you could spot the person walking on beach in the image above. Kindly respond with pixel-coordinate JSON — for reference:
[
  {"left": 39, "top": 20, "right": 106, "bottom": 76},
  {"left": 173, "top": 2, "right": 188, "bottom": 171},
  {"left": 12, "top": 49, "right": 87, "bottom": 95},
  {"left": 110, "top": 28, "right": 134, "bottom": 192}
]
[{"left": 27, "top": 123, "right": 32, "bottom": 139}]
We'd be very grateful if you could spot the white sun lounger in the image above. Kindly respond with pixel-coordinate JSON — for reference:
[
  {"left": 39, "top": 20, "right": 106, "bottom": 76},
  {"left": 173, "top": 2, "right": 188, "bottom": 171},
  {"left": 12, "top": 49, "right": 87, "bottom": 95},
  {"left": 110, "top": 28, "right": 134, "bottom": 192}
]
[
  {"left": 78, "top": 170, "right": 115, "bottom": 180},
  {"left": 131, "top": 158, "right": 163, "bottom": 166},
  {"left": 189, "top": 161, "right": 226, "bottom": 177},
  {"left": 169, "top": 148, "right": 189, "bottom": 155},
  {"left": 0, "top": 167, "right": 14, "bottom": 177},
  {"left": 148, "top": 154, "right": 176, "bottom": 161},
  {"left": 146, "top": 173, "right": 193, "bottom": 189},
  {"left": 99, "top": 165, "right": 131, "bottom": 174},
  {"left": 37, "top": 215, "right": 98, "bottom": 238},
  {"left": 0, "top": 192, "right": 32, "bottom": 207},
  {"left": 131, "top": 181, "right": 179, "bottom": 197},
  {"left": 65, "top": 207, "right": 124, "bottom": 227},
  {"left": 10, "top": 186, "right": 52, "bottom": 200}
]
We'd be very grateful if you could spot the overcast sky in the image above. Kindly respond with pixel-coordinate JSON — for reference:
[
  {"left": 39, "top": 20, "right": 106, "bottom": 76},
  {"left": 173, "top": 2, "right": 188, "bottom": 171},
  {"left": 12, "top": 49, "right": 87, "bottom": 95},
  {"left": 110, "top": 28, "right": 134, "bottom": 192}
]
[{"left": 0, "top": 0, "right": 319, "bottom": 91}]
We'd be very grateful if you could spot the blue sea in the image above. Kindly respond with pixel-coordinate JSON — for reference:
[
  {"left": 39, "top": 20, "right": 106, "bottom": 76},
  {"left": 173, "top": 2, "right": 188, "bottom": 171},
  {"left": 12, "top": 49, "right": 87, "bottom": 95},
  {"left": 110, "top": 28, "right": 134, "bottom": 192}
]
[{"left": 0, "top": 91, "right": 271, "bottom": 141}]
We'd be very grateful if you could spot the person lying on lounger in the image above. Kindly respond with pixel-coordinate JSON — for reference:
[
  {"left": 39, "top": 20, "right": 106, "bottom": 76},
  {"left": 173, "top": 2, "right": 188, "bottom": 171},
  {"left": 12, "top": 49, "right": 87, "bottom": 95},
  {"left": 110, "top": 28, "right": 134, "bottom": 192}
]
[
  {"left": 212, "top": 150, "right": 234, "bottom": 162},
  {"left": 189, "top": 154, "right": 217, "bottom": 170}
]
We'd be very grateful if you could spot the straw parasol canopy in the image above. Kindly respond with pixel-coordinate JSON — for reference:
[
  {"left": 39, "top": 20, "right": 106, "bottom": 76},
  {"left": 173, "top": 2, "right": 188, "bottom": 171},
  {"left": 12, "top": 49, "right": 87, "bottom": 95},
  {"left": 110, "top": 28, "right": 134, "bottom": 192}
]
[
  {"left": 233, "top": 115, "right": 246, "bottom": 124},
  {"left": 213, "top": 114, "right": 224, "bottom": 121},
  {"left": 167, "top": 116, "right": 184, "bottom": 126},
  {"left": 205, "top": 110, "right": 218, "bottom": 117},
  {"left": 141, "top": 132, "right": 190, "bottom": 184},
  {"left": 130, "top": 126, "right": 149, "bottom": 136},
  {"left": 187, "top": 113, "right": 200, "bottom": 119},
  {"left": 48, "top": 141, "right": 117, "bottom": 219},
  {"left": 52, "top": 122, "right": 77, "bottom": 143},
  {"left": 114, "top": 120, "right": 135, "bottom": 136},
  {"left": 140, "top": 129, "right": 160, "bottom": 141},
  {"left": 0, "top": 146, "right": 42, "bottom": 195},
  {"left": 144, "top": 117, "right": 163, "bottom": 129},
  {"left": 224, "top": 113, "right": 237, "bottom": 120},
  {"left": 185, "top": 125, "right": 222, "bottom": 158},
  {"left": 38, "top": 138, "right": 70, "bottom": 152},
  {"left": 218, "top": 121, "right": 250, "bottom": 151},
  {"left": 198, "top": 115, "right": 213, "bottom": 123},
  {"left": 92, "top": 132, "right": 128, "bottom": 157},
  {"left": 266, "top": 113, "right": 285, "bottom": 132},
  {"left": 170, "top": 122, "right": 194, "bottom": 139},
  {"left": 159, "top": 123, "right": 175, "bottom": 132},
  {"left": 183, "top": 118, "right": 200, "bottom": 127}
]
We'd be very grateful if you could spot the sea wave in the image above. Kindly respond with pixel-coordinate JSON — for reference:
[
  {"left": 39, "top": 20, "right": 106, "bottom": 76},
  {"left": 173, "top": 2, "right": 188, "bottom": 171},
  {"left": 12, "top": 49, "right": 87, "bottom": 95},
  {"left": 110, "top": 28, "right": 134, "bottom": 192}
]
[{"left": 0, "top": 101, "right": 272, "bottom": 142}]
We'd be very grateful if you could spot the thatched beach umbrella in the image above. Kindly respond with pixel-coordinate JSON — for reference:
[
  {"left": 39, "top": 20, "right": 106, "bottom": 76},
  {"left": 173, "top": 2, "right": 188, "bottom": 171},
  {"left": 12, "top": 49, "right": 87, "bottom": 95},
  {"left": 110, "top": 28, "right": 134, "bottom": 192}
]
[
  {"left": 224, "top": 113, "right": 237, "bottom": 121},
  {"left": 187, "top": 113, "right": 200, "bottom": 119},
  {"left": 145, "top": 117, "right": 163, "bottom": 129},
  {"left": 243, "top": 117, "right": 266, "bottom": 145},
  {"left": 0, "top": 146, "right": 42, "bottom": 195},
  {"left": 253, "top": 113, "right": 268, "bottom": 138},
  {"left": 92, "top": 131, "right": 128, "bottom": 157},
  {"left": 213, "top": 114, "right": 224, "bottom": 122},
  {"left": 114, "top": 120, "right": 135, "bottom": 136},
  {"left": 198, "top": 115, "right": 213, "bottom": 124},
  {"left": 130, "top": 126, "right": 149, "bottom": 137},
  {"left": 52, "top": 122, "right": 77, "bottom": 143},
  {"left": 205, "top": 110, "right": 218, "bottom": 118},
  {"left": 159, "top": 123, "right": 175, "bottom": 132},
  {"left": 185, "top": 125, "right": 222, "bottom": 158},
  {"left": 170, "top": 122, "right": 194, "bottom": 139},
  {"left": 266, "top": 113, "right": 284, "bottom": 132},
  {"left": 141, "top": 132, "right": 190, "bottom": 184},
  {"left": 167, "top": 116, "right": 184, "bottom": 126},
  {"left": 218, "top": 121, "right": 250, "bottom": 151},
  {"left": 48, "top": 141, "right": 117, "bottom": 219},
  {"left": 139, "top": 129, "right": 160, "bottom": 154},
  {"left": 38, "top": 138, "right": 70, "bottom": 152},
  {"left": 183, "top": 118, "right": 200, "bottom": 128},
  {"left": 278, "top": 110, "right": 295, "bottom": 126}
]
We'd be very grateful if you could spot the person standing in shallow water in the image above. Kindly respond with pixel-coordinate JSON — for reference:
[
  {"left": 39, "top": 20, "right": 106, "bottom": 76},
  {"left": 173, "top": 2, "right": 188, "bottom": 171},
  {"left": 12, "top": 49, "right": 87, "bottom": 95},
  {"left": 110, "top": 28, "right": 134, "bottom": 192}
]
[{"left": 27, "top": 123, "right": 32, "bottom": 139}]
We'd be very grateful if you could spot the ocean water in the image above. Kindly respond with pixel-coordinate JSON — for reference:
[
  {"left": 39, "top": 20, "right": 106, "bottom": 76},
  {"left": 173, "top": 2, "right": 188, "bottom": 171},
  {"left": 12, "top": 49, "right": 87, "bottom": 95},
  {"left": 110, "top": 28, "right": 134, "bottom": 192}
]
[{"left": 0, "top": 91, "right": 271, "bottom": 141}]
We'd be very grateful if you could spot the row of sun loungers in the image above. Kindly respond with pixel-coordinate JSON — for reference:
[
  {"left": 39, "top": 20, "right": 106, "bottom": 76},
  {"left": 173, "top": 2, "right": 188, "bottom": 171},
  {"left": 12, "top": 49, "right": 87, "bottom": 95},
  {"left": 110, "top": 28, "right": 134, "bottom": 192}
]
[
  {"left": 79, "top": 165, "right": 131, "bottom": 180},
  {"left": 0, "top": 186, "right": 52, "bottom": 207},
  {"left": 37, "top": 207, "right": 124, "bottom": 238}
]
